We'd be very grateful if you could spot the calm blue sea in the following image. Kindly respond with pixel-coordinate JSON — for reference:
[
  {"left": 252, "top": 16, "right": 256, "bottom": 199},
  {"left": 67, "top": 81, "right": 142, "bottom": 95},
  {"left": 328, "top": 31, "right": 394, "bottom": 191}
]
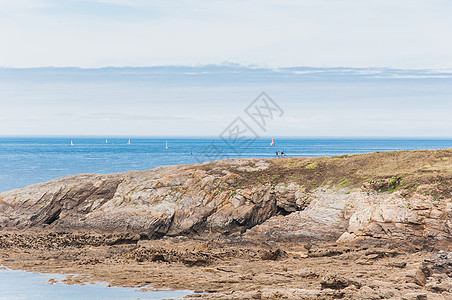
[{"left": 0, "top": 137, "right": 451, "bottom": 193}]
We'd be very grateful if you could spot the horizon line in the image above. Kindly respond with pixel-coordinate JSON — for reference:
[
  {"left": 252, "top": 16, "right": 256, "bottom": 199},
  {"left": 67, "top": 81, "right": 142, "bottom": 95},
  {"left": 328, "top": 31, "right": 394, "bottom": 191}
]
[
  {"left": 1, "top": 64, "right": 452, "bottom": 72},
  {"left": 1, "top": 135, "right": 452, "bottom": 140}
]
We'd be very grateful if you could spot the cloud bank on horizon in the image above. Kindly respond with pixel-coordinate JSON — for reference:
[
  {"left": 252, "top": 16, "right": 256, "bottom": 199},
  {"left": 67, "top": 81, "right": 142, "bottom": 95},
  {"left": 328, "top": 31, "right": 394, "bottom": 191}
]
[
  {"left": 1, "top": 66, "right": 451, "bottom": 137},
  {"left": 0, "top": 0, "right": 451, "bottom": 69}
]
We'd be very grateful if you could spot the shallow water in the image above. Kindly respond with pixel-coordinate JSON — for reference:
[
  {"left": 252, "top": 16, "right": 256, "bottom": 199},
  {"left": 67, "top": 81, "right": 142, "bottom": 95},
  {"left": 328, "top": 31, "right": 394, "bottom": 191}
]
[{"left": 0, "top": 267, "right": 192, "bottom": 300}]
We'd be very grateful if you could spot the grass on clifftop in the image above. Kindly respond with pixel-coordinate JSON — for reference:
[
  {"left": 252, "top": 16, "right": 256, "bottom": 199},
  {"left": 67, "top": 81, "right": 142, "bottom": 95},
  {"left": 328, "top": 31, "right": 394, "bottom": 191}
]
[{"left": 225, "top": 149, "right": 452, "bottom": 199}]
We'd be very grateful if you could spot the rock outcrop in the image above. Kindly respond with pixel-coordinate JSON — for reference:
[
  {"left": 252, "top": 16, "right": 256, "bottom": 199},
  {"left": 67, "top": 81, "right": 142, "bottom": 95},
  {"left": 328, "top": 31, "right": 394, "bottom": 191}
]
[
  {"left": 0, "top": 149, "right": 451, "bottom": 247},
  {"left": 0, "top": 160, "right": 305, "bottom": 238}
]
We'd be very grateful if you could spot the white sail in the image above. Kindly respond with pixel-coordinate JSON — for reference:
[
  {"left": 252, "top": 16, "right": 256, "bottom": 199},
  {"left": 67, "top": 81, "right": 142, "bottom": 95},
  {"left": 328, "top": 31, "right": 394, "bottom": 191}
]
[
  {"left": 106, "top": 139, "right": 108, "bottom": 144},
  {"left": 127, "top": 139, "right": 131, "bottom": 145},
  {"left": 165, "top": 140, "right": 168, "bottom": 149},
  {"left": 70, "top": 140, "right": 74, "bottom": 146}
]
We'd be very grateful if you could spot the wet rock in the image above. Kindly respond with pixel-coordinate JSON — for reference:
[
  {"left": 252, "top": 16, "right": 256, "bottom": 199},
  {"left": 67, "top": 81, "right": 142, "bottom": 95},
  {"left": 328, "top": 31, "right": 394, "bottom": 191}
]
[
  {"left": 46, "top": 278, "right": 58, "bottom": 285},
  {"left": 260, "top": 248, "right": 286, "bottom": 261},
  {"left": 185, "top": 294, "right": 202, "bottom": 298},
  {"left": 105, "top": 234, "right": 140, "bottom": 245},
  {"left": 320, "top": 274, "right": 360, "bottom": 290},
  {"left": 388, "top": 261, "right": 407, "bottom": 268},
  {"left": 423, "top": 251, "right": 452, "bottom": 276},
  {"left": 308, "top": 249, "right": 343, "bottom": 258},
  {"left": 150, "top": 254, "right": 167, "bottom": 262},
  {"left": 182, "top": 258, "right": 210, "bottom": 267}
]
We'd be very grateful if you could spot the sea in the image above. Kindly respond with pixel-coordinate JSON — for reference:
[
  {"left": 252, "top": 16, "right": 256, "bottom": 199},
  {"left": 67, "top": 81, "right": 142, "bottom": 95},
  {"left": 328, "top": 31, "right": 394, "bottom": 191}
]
[
  {"left": 1, "top": 137, "right": 452, "bottom": 193},
  {"left": 1, "top": 137, "right": 452, "bottom": 299}
]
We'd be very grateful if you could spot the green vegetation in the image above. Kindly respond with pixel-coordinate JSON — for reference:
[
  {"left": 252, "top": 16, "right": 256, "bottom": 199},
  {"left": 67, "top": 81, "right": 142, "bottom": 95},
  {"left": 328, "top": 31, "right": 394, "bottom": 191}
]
[
  {"left": 388, "top": 177, "right": 402, "bottom": 193},
  {"left": 367, "top": 177, "right": 402, "bottom": 193},
  {"left": 337, "top": 179, "right": 350, "bottom": 187},
  {"left": 257, "top": 177, "right": 267, "bottom": 184},
  {"left": 305, "top": 162, "right": 318, "bottom": 170}
]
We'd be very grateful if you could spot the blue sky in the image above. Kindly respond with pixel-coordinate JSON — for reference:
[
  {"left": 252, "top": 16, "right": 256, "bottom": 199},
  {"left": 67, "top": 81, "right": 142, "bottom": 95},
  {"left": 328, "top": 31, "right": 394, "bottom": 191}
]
[{"left": 0, "top": 1, "right": 451, "bottom": 137}]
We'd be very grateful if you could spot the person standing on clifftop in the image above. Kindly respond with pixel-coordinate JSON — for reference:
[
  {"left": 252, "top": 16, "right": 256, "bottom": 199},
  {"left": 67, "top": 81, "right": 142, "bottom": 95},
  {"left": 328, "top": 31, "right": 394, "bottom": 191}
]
[
  {"left": 276, "top": 151, "right": 279, "bottom": 158},
  {"left": 281, "top": 151, "right": 284, "bottom": 158}
]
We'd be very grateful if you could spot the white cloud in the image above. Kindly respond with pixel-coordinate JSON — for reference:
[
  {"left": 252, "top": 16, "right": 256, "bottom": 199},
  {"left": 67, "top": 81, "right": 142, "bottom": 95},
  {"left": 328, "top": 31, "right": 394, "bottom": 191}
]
[{"left": 0, "top": 1, "right": 451, "bottom": 68}]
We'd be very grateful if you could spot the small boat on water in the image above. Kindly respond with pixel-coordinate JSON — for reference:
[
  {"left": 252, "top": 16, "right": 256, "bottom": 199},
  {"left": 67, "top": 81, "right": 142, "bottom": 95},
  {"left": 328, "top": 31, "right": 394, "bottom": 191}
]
[
  {"left": 106, "top": 139, "right": 108, "bottom": 144},
  {"left": 127, "top": 139, "right": 131, "bottom": 145},
  {"left": 270, "top": 138, "right": 275, "bottom": 146},
  {"left": 165, "top": 140, "right": 168, "bottom": 149},
  {"left": 70, "top": 140, "right": 74, "bottom": 146}
]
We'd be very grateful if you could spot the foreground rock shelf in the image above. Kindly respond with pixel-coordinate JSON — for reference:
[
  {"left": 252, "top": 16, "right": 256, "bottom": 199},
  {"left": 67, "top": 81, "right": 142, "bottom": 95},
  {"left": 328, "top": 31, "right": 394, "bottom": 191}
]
[{"left": 1, "top": 149, "right": 451, "bottom": 299}]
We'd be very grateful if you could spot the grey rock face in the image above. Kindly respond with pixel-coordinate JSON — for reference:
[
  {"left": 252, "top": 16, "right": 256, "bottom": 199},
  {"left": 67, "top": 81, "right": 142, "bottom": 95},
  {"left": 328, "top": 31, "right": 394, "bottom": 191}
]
[{"left": 0, "top": 160, "right": 303, "bottom": 238}]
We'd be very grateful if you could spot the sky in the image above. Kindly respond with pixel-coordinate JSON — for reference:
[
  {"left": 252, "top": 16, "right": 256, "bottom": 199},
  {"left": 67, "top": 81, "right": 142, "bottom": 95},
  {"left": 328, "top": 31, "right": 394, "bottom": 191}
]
[
  {"left": 1, "top": 66, "right": 452, "bottom": 137},
  {"left": 0, "top": 1, "right": 451, "bottom": 137},
  {"left": 1, "top": 0, "right": 452, "bottom": 68}
]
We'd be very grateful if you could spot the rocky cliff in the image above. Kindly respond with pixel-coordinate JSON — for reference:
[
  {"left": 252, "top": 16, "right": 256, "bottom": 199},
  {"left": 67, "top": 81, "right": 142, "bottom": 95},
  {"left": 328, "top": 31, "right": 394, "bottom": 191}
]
[{"left": 1, "top": 149, "right": 451, "bottom": 247}]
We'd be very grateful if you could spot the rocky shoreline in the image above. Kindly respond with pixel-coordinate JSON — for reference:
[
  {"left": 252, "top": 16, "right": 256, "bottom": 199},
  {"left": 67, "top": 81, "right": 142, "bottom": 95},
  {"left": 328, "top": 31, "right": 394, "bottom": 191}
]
[{"left": 1, "top": 149, "right": 451, "bottom": 299}]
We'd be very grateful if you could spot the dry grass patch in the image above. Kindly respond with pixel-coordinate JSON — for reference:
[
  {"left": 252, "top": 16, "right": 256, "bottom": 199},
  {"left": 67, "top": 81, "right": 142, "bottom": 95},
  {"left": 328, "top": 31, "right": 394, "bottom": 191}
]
[{"left": 212, "top": 149, "right": 452, "bottom": 197}]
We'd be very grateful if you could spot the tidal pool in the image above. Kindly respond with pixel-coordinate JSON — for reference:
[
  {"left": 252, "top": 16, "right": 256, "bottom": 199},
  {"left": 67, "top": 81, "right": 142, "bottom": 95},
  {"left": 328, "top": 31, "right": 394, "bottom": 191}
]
[{"left": 0, "top": 267, "right": 192, "bottom": 300}]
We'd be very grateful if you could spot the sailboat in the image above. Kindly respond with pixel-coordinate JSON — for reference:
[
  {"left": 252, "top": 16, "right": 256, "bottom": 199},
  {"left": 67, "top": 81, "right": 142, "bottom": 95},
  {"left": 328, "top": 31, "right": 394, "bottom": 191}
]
[
  {"left": 127, "top": 139, "right": 131, "bottom": 145},
  {"left": 105, "top": 139, "right": 108, "bottom": 144},
  {"left": 70, "top": 140, "right": 74, "bottom": 146},
  {"left": 270, "top": 138, "right": 275, "bottom": 146},
  {"left": 165, "top": 140, "right": 168, "bottom": 149}
]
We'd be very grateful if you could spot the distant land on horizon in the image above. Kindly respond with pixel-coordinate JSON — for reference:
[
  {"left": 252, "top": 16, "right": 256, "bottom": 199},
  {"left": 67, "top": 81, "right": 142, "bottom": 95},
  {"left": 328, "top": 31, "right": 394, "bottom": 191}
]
[{"left": 2, "top": 65, "right": 452, "bottom": 82}]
